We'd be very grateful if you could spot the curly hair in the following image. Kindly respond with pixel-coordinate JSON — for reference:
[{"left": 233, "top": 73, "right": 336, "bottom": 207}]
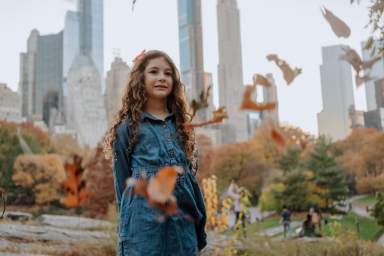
[{"left": 103, "top": 50, "right": 196, "bottom": 168}]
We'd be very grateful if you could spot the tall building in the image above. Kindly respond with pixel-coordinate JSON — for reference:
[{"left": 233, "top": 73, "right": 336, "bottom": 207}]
[
  {"left": 63, "top": 10, "right": 80, "bottom": 98},
  {"left": 317, "top": 45, "right": 355, "bottom": 141},
  {"left": 217, "top": 0, "right": 248, "bottom": 143},
  {"left": 177, "top": 0, "right": 206, "bottom": 119},
  {"left": 66, "top": 55, "right": 107, "bottom": 148},
  {"left": 361, "top": 41, "right": 384, "bottom": 111},
  {"left": 105, "top": 57, "right": 130, "bottom": 125},
  {"left": 364, "top": 79, "right": 384, "bottom": 131},
  {"left": 0, "top": 83, "right": 22, "bottom": 122},
  {"left": 78, "top": 0, "right": 104, "bottom": 92},
  {"left": 19, "top": 29, "right": 39, "bottom": 119},
  {"left": 261, "top": 73, "right": 279, "bottom": 126},
  {"left": 19, "top": 29, "right": 63, "bottom": 125}
]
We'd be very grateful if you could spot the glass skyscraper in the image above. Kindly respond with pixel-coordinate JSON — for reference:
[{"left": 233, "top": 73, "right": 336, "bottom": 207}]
[
  {"left": 78, "top": 0, "right": 104, "bottom": 88},
  {"left": 177, "top": 0, "right": 205, "bottom": 119}
]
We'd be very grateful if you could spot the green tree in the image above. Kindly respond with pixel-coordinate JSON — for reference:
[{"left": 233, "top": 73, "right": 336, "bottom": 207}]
[
  {"left": 278, "top": 147, "right": 302, "bottom": 173},
  {"left": 306, "top": 136, "right": 348, "bottom": 209},
  {"left": 372, "top": 192, "right": 384, "bottom": 226}
]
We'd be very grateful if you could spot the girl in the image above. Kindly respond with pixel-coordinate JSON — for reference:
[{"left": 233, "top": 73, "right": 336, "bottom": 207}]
[{"left": 103, "top": 50, "right": 207, "bottom": 255}]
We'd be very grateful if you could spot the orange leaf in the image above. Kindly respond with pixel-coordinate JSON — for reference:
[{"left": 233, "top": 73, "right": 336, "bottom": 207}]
[
  {"left": 132, "top": 49, "right": 146, "bottom": 63},
  {"left": 240, "top": 85, "right": 277, "bottom": 112},
  {"left": 185, "top": 106, "right": 228, "bottom": 129},
  {"left": 271, "top": 128, "right": 285, "bottom": 147},
  {"left": 253, "top": 74, "right": 271, "bottom": 87},
  {"left": 147, "top": 167, "right": 178, "bottom": 203}
]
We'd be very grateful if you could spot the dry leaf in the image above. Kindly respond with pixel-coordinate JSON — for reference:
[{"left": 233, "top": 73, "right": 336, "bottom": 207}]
[
  {"left": 253, "top": 74, "right": 271, "bottom": 87},
  {"left": 190, "top": 85, "right": 211, "bottom": 120},
  {"left": 355, "top": 74, "right": 374, "bottom": 87},
  {"left": 321, "top": 6, "right": 351, "bottom": 38},
  {"left": 185, "top": 106, "right": 228, "bottom": 129},
  {"left": 271, "top": 128, "right": 285, "bottom": 147},
  {"left": 266, "top": 54, "right": 302, "bottom": 85},
  {"left": 240, "top": 85, "right": 277, "bottom": 112},
  {"left": 147, "top": 167, "right": 178, "bottom": 203},
  {"left": 132, "top": 49, "right": 146, "bottom": 63}
]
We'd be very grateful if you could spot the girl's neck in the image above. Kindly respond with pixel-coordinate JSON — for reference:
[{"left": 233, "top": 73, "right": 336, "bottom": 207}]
[{"left": 144, "top": 98, "right": 169, "bottom": 119}]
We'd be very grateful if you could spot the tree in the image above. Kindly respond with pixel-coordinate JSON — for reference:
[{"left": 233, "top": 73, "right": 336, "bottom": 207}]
[
  {"left": 306, "top": 136, "right": 348, "bottom": 209},
  {"left": 12, "top": 154, "right": 66, "bottom": 205},
  {"left": 278, "top": 147, "right": 302, "bottom": 173},
  {"left": 372, "top": 192, "right": 384, "bottom": 227}
]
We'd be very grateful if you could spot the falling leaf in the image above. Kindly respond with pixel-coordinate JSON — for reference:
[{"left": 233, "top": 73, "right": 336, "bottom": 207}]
[
  {"left": 355, "top": 74, "right": 374, "bottom": 87},
  {"left": 266, "top": 54, "right": 302, "bottom": 85},
  {"left": 132, "top": 49, "right": 146, "bottom": 63},
  {"left": 321, "top": 6, "right": 351, "bottom": 38},
  {"left": 270, "top": 128, "right": 285, "bottom": 147},
  {"left": 190, "top": 85, "right": 211, "bottom": 120},
  {"left": 131, "top": 167, "right": 179, "bottom": 215},
  {"left": 362, "top": 56, "right": 381, "bottom": 69},
  {"left": 340, "top": 46, "right": 381, "bottom": 86},
  {"left": 240, "top": 85, "right": 277, "bottom": 112},
  {"left": 253, "top": 74, "right": 271, "bottom": 87},
  {"left": 147, "top": 167, "right": 177, "bottom": 203},
  {"left": 184, "top": 106, "right": 228, "bottom": 129},
  {"left": 339, "top": 46, "right": 362, "bottom": 73}
]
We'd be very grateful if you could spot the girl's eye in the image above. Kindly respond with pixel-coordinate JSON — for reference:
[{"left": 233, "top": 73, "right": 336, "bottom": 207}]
[
  {"left": 149, "top": 70, "right": 157, "bottom": 74},
  {"left": 165, "top": 73, "right": 172, "bottom": 76}
]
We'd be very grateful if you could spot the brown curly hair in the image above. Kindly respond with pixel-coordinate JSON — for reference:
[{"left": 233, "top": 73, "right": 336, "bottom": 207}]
[{"left": 103, "top": 50, "right": 196, "bottom": 168}]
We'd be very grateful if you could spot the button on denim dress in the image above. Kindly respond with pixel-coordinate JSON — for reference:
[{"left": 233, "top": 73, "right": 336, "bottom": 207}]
[{"left": 112, "top": 112, "right": 207, "bottom": 256}]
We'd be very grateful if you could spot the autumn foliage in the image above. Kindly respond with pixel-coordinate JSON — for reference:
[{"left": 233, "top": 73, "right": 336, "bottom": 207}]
[{"left": 12, "top": 154, "right": 66, "bottom": 205}]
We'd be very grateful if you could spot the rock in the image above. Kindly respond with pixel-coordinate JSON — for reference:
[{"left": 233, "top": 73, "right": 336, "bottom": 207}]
[
  {"left": 4, "top": 212, "right": 33, "bottom": 222},
  {"left": 37, "top": 214, "right": 113, "bottom": 229},
  {"left": 0, "top": 223, "right": 110, "bottom": 243}
]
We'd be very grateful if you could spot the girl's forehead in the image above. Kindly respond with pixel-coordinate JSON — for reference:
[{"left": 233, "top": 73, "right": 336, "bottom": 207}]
[{"left": 146, "top": 57, "right": 172, "bottom": 69}]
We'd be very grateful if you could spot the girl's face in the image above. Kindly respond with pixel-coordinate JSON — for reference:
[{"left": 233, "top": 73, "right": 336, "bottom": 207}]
[{"left": 143, "top": 57, "right": 174, "bottom": 101}]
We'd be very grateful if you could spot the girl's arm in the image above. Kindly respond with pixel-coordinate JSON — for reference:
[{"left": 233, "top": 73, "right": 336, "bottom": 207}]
[{"left": 112, "top": 124, "right": 131, "bottom": 212}]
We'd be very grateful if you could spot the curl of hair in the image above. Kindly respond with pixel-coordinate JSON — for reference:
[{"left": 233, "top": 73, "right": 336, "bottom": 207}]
[{"left": 103, "top": 50, "right": 197, "bottom": 172}]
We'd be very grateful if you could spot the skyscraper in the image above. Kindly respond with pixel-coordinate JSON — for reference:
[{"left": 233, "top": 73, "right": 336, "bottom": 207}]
[
  {"left": 217, "top": 0, "right": 248, "bottom": 143},
  {"left": 177, "top": 0, "right": 206, "bottom": 119},
  {"left": 317, "top": 45, "right": 355, "bottom": 141},
  {"left": 78, "top": 0, "right": 104, "bottom": 91},
  {"left": 361, "top": 41, "right": 384, "bottom": 111},
  {"left": 19, "top": 29, "right": 63, "bottom": 125},
  {"left": 261, "top": 73, "right": 279, "bottom": 126},
  {"left": 63, "top": 10, "right": 80, "bottom": 98}
]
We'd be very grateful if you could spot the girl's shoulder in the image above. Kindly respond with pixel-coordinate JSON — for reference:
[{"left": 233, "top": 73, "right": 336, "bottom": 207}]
[{"left": 115, "top": 118, "right": 131, "bottom": 139}]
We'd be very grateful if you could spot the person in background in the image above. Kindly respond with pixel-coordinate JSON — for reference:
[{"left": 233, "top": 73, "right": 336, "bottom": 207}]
[{"left": 280, "top": 205, "right": 292, "bottom": 238}]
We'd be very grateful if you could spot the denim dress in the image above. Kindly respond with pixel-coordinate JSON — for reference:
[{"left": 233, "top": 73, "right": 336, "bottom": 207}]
[{"left": 112, "top": 112, "right": 207, "bottom": 256}]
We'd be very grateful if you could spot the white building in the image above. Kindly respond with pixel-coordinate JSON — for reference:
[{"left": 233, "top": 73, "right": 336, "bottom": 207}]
[
  {"left": 104, "top": 57, "right": 130, "bottom": 125},
  {"left": 317, "top": 45, "right": 355, "bottom": 141},
  {"left": 0, "top": 83, "right": 22, "bottom": 122},
  {"left": 261, "top": 73, "right": 280, "bottom": 126},
  {"left": 66, "top": 55, "right": 107, "bottom": 148},
  {"left": 217, "top": 0, "right": 248, "bottom": 144},
  {"left": 361, "top": 40, "right": 384, "bottom": 111}
]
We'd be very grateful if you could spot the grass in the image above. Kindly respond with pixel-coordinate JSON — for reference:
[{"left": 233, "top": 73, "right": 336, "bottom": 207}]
[
  {"left": 322, "top": 213, "right": 383, "bottom": 241},
  {"left": 356, "top": 194, "right": 376, "bottom": 206}
]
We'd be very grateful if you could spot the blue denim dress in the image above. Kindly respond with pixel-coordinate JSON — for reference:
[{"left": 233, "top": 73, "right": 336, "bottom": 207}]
[{"left": 112, "top": 112, "right": 207, "bottom": 256}]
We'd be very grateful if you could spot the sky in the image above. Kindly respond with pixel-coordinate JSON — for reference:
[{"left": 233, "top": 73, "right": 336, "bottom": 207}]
[{"left": 0, "top": 0, "right": 372, "bottom": 135}]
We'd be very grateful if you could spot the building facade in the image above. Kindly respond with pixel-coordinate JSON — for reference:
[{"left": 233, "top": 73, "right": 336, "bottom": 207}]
[
  {"left": 317, "top": 45, "right": 355, "bottom": 141},
  {"left": 177, "top": 0, "right": 206, "bottom": 120},
  {"left": 65, "top": 55, "right": 107, "bottom": 148},
  {"left": 105, "top": 57, "right": 130, "bottom": 125},
  {"left": 0, "top": 83, "right": 22, "bottom": 122},
  {"left": 217, "top": 0, "right": 248, "bottom": 143}
]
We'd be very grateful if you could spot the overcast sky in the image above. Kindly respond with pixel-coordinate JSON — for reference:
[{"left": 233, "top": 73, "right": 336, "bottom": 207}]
[{"left": 0, "top": 0, "right": 371, "bottom": 135}]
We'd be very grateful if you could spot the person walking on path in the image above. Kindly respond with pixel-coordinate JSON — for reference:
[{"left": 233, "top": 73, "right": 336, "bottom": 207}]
[{"left": 281, "top": 206, "right": 292, "bottom": 238}]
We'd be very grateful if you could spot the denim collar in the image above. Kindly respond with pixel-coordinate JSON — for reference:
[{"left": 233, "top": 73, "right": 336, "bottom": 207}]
[{"left": 141, "top": 111, "right": 174, "bottom": 122}]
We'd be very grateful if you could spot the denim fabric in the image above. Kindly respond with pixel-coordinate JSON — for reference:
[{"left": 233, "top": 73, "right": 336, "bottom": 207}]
[{"left": 112, "top": 112, "right": 207, "bottom": 256}]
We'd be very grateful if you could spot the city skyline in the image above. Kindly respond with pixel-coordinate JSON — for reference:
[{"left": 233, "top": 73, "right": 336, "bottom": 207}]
[{"left": 0, "top": 0, "right": 371, "bottom": 135}]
